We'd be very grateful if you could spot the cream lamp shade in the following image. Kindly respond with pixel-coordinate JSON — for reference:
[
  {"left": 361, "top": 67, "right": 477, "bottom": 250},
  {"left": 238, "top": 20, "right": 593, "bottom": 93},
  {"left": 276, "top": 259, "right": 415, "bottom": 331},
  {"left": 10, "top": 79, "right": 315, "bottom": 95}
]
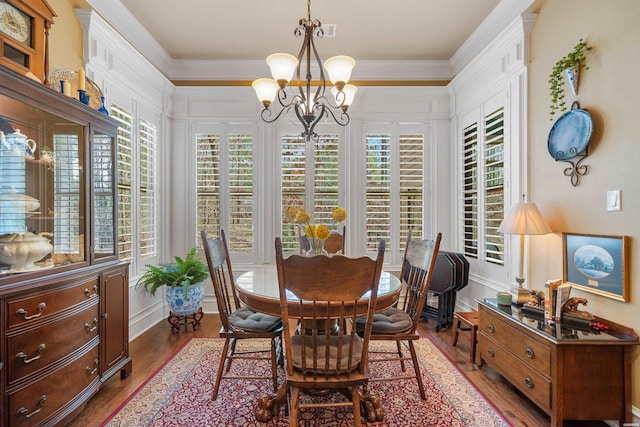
[
  {"left": 323, "top": 55, "right": 356, "bottom": 88},
  {"left": 498, "top": 202, "right": 552, "bottom": 236},
  {"left": 251, "top": 78, "right": 279, "bottom": 107},
  {"left": 498, "top": 199, "right": 552, "bottom": 305},
  {"left": 266, "top": 53, "right": 299, "bottom": 87},
  {"left": 331, "top": 84, "right": 357, "bottom": 110}
]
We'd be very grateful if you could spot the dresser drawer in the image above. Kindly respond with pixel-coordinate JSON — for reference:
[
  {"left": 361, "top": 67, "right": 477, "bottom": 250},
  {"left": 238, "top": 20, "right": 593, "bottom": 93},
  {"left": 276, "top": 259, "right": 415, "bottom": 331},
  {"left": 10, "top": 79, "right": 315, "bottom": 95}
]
[
  {"left": 8, "top": 278, "right": 100, "bottom": 328},
  {"left": 7, "top": 302, "right": 99, "bottom": 384},
  {"left": 8, "top": 344, "right": 100, "bottom": 427},
  {"left": 478, "top": 334, "right": 551, "bottom": 411},
  {"left": 478, "top": 305, "right": 551, "bottom": 376}
]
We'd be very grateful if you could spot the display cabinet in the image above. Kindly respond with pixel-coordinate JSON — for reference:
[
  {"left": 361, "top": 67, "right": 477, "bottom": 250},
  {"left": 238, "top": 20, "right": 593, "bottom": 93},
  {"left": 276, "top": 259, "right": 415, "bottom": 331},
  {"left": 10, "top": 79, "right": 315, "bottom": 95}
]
[{"left": 0, "top": 65, "right": 131, "bottom": 426}]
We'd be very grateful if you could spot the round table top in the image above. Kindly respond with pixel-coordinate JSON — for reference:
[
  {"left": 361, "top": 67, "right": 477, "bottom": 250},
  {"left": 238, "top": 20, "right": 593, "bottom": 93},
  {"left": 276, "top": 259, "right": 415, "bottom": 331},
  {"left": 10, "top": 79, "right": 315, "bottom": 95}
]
[{"left": 235, "top": 266, "right": 402, "bottom": 317}]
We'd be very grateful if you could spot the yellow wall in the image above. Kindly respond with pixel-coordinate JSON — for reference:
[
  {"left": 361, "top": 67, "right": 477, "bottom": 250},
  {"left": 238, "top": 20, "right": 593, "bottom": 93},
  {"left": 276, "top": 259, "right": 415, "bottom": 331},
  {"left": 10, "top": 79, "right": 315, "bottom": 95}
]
[
  {"left": 47, "top": 0, "right": 88, "bottom": 73},
  {"left": 529, "top": 0, "right": 640, "bottom": 407}
]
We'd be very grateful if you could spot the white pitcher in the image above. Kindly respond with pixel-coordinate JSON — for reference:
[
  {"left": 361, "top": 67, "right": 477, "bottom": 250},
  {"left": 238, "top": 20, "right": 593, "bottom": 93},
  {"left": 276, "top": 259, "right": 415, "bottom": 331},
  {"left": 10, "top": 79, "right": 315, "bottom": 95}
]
[{"left": 0, "top": 129, "right": 37, "bottom": 157}]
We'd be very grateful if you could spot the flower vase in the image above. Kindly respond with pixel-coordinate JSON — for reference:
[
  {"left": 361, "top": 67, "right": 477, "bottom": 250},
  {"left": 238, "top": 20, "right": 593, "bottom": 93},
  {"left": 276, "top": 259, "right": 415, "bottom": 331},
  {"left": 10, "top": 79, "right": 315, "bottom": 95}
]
[
  {"left": 306, "top": 237, "right": 328, "bottom": 256},
  {"left": 98, "top": 96, "right": 109, "bottom": 115}
]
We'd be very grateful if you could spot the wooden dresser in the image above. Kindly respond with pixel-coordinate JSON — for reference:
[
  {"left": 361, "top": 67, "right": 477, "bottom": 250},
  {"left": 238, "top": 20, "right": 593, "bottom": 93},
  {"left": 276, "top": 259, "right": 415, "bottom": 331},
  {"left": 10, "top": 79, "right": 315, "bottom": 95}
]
[
  {"left": 477, "top": 299, "right": 638, "bottom": 427},
  {"left": 0, "top": 66, "right": 132, "bottom": 426}
]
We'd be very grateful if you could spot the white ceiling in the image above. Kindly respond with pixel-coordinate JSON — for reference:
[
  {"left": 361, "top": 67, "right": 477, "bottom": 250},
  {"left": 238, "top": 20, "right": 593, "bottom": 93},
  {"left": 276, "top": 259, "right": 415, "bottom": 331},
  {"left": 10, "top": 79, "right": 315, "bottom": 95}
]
[{"left": 116, "top": 0, "right": 501, "bottom": 62}]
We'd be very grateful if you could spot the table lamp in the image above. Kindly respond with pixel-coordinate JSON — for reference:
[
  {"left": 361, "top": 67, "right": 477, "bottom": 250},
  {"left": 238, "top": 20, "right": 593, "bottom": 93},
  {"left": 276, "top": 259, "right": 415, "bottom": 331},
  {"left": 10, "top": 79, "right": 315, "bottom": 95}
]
[{"left": 498, "top": 195, "right": 552, "bottom": 305}]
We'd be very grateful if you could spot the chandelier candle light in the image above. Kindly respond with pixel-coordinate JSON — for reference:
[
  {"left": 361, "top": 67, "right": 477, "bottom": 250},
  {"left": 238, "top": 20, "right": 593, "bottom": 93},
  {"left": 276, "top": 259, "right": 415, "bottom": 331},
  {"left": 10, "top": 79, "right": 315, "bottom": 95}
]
[
  {"left": 252, "top": 0, "right": 356, "bottom": 141},
  {"left": 498, "top": 195, "right": 552, "bottom": 305}
]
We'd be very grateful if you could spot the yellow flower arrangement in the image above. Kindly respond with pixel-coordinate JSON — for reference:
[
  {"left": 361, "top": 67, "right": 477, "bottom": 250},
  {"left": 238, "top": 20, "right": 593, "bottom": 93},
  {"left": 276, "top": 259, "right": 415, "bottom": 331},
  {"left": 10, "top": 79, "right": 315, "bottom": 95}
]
[{"left": 284, "top": 206, "right": 347, "bottom": 254}]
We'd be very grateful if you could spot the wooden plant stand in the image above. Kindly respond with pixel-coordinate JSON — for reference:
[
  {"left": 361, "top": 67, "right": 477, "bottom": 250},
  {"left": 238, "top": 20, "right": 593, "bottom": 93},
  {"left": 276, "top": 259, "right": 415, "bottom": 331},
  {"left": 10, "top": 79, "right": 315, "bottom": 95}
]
[{"left": 168, "top": 307, "right": 204, "bottom": 333}]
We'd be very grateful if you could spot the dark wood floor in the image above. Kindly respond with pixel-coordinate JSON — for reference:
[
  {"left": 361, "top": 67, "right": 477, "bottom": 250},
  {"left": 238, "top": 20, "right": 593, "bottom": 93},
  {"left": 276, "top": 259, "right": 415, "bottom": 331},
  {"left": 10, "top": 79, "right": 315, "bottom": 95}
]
[{"left": 67, "top": 314, "right": 610, "bottom": 427}]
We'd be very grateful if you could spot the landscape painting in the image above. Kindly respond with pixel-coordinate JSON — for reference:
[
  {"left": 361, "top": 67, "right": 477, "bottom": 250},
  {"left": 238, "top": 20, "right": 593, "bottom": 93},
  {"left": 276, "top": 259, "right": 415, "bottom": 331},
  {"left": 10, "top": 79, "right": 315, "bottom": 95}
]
[{"left": 563, "top": 233, "right": 629, "bottom": 302}]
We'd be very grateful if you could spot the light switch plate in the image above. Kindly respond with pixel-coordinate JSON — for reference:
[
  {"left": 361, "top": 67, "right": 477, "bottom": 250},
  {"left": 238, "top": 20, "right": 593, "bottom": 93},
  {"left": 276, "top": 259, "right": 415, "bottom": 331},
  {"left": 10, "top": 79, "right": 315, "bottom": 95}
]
[{"left": 607, "top": 190, "right": 621, "bottom": 211}]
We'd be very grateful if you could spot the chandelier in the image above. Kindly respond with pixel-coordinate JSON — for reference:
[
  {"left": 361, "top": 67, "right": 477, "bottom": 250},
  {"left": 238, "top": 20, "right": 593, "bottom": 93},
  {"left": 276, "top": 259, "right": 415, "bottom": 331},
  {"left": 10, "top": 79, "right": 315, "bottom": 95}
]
[{"left": 251, "top": 0, "right": 357, "bottom": 141}]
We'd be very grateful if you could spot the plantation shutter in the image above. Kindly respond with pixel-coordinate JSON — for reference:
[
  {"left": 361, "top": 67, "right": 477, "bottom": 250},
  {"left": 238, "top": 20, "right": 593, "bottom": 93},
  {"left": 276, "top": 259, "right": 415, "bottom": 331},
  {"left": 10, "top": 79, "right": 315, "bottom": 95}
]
[
  {"left": 462, "top": 122, "right": 479, "bottom": 259},
  {"left": 365, "top": 133, "right": 391, "bottom": 251},
  {"left": 483, "top": 107, "right": 505, "bottom": 265},
  {"left": 280, "top": 134, "right": 306, "bottom": 252},
  {"left": 399, "top": 133, "right": 423, "bottom": 249},
  {"left": 111, "top": 104, "right": 133, "bottom": 261},
  {"left": 196, "top": 134, "right": 221, "bottom": 247},
  {"left": 228, "top": 133, "right": 253, "bottom": 252},
  {"left": 139, "top": 119, "right": 158, "bottom": 258},
  {"left": 313, "top": 134, "right": 339, "bottom": 224}
]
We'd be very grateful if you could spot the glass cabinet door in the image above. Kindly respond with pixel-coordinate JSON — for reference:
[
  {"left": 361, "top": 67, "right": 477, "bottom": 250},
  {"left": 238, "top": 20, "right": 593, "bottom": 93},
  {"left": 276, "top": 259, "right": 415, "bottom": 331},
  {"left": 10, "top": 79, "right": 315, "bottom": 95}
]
[
  {"left": 92, "top": 130, "right": 116, "bottom": 259},
  {"left": 0, "top": 92, "right": 86, "bottom": 274}
]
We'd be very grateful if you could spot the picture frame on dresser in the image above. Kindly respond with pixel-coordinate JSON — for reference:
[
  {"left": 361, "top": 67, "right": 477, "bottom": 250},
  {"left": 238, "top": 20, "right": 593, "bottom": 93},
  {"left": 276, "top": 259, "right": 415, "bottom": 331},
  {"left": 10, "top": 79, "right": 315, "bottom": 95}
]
[{"left": 562, "top": 232, "right": 629, "bottom": 302}]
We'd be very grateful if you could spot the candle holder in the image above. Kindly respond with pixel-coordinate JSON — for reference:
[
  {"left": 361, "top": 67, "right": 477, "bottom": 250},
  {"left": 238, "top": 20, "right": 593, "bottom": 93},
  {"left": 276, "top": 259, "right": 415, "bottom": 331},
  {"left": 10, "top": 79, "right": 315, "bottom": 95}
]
[{"left": 78, "top": 89, "right": 90, "bottom": 105}]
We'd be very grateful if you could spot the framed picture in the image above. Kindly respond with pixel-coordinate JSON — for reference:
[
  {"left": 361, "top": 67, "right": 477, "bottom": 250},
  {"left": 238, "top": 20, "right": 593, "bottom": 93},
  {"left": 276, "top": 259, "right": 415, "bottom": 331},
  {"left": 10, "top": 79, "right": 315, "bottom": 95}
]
[{"left": 562, "top": 233, "right": 629, "bottom": 302}]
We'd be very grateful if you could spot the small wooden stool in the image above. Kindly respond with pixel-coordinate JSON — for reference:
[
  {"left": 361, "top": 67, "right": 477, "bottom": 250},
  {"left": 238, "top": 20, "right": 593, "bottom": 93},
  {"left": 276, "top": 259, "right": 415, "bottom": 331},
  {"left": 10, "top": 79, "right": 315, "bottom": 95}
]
[{"left": 452, "top": 311, "right": 479, "bottom": 363}]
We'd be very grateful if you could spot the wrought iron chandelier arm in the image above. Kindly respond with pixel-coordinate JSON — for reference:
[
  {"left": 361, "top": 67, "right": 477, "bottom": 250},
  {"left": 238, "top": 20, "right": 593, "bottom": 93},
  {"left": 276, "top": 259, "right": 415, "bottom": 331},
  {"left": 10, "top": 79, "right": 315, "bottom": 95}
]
[{"left": 320, "top": 100, "right": 350, "bottom": 126}]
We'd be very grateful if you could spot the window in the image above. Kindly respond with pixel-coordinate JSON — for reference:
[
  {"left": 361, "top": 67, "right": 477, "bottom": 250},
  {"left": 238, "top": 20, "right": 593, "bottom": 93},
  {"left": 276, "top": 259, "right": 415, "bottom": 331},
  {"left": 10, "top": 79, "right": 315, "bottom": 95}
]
[
  {"left": 111, "top": 104, "right": 133, "bottom": 262},
  {"left": 280, "top": 133, "right": 340, "bottom": 252},
  {"left": 139, "top": 119, "right": 158, "bottom": 258},
  {"left": 365, "top": 127, "right": 425, "bottom": 260},
  {"left": 195, "top": 129, "right": 254, "bottom": 253},
  {"left": 460, "top": 101, "right": 505, "bottom": 270},
  {"left": 111, "top": 104, "right": 160, "bottom": 268}
]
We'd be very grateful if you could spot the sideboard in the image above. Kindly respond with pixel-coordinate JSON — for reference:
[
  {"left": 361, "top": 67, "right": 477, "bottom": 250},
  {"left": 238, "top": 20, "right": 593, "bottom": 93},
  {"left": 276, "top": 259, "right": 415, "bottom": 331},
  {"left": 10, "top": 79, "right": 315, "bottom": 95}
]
[{"left": 477, "top": 299, "right": 638, "bottom": 427}]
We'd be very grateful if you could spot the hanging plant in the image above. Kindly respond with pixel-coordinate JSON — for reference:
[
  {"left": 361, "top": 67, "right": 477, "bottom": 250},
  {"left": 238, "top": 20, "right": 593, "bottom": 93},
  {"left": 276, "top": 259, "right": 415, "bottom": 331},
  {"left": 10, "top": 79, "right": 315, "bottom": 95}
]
[{"left": 548, "top": 39, "right": 592, "bottom": 120}]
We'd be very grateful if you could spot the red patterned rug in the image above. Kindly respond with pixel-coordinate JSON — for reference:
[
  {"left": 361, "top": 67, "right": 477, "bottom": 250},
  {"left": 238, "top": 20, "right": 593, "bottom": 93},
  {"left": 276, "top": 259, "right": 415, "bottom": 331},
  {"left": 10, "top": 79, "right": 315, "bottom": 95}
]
[{"left": 102, "top": 338, "right": 510, "bottom": 426}]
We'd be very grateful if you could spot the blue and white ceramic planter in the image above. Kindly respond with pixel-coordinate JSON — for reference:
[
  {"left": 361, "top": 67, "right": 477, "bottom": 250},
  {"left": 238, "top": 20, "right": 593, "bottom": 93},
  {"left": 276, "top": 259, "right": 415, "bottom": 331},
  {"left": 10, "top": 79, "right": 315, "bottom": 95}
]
[{"left": 165, "top": 282, "right": 205, "bottom": 316}]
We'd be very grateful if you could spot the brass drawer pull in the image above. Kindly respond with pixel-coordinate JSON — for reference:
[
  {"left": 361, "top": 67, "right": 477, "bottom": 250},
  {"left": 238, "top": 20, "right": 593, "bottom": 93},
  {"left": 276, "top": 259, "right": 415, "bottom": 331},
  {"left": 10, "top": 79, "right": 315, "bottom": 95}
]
[
  {"left": 84, "top": 284, "right": 98, "bottom": 298},
  {"left": 525, "top": 346, "right": 535, "bottom": 359},
  {"left": 16, "top": 343, "right": 46, "bottom": 364},
  {"left": 85, "top": 318, "right": 98, "bottom": 332},
  {"left": 488, "top": 323, "right": 495, "bottom": 333},
  {"left": 16, "top": 302, "right": 46, "bottom": 320},
  {"left": 487, "top": 347, "right": 494, "bottom": 357},
  {"left": 86, "top": 359, "right": 99, "bottom": 375},
  {"left": 525, "top": 376, "right": 534, "bottom": 388},
  {"left": 18, "top": 395, "right": 47, "bottom": 418}
]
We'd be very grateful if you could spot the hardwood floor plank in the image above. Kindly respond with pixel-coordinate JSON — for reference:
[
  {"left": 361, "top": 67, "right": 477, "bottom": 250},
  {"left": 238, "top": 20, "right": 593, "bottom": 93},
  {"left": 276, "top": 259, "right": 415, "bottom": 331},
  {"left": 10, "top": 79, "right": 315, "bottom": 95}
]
[{"left": 65, "top": 315, "right": 609, "bottom": 427}]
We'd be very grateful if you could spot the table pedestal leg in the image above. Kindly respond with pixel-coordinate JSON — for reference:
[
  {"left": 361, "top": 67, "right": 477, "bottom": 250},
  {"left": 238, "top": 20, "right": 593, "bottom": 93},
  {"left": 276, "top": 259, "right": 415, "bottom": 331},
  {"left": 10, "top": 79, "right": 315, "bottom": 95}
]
[
  {"left": 360, "top": 390, "right": 384, "bottom": 422},
  {"left": 256, "top": 382, "right": 288, "bottom": 422}
]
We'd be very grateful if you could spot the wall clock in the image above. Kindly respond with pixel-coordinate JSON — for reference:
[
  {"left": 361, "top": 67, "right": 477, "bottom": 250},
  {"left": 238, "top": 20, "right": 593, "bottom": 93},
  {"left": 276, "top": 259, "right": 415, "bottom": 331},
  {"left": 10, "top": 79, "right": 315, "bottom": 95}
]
[{"left": 0, "top": 0, "right": 55, "bottom": 83}]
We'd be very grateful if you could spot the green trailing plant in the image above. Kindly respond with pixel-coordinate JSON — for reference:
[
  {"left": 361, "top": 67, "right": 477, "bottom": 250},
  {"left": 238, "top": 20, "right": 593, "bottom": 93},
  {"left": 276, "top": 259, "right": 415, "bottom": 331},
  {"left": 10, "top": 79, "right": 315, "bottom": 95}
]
[
  {"left": 135, "top": 247, "right": 209, "bottom": 298},
  {"left": 549, "top": 38, "right": 592, "bottom": 120}
]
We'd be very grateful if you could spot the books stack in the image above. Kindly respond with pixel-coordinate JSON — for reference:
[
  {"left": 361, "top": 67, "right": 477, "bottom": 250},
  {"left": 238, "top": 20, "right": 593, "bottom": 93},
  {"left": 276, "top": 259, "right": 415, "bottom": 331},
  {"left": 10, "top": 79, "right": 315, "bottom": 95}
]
[{"left": 552, "top": 283, "right": 572, "bottom": 322}]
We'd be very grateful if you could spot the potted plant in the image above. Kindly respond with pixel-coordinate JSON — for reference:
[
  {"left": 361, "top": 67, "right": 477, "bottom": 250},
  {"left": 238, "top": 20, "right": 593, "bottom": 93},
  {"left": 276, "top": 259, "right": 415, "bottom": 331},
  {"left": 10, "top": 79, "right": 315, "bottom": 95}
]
[
  {"left": 548, "top": 39, "right": 592, "bottom": 120},
  {"left": 135, "top": 247, "right": 210, "bottom": 315}
]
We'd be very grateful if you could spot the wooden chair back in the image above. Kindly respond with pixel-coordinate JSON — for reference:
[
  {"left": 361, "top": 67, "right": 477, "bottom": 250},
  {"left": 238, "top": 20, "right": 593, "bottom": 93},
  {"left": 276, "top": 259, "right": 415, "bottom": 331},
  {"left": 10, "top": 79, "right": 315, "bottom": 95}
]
[
  {"left": 275, "top": 237, "right": 385, "bottom": 378},
  {"left": 398, "top": 231, "right": 442, "bottom": 333},
  {"left": 298, "top": 225, "right": 346, "bottom": 255},
  {"left": 201, "top": 229, "right": 239, "bottom": 332}
]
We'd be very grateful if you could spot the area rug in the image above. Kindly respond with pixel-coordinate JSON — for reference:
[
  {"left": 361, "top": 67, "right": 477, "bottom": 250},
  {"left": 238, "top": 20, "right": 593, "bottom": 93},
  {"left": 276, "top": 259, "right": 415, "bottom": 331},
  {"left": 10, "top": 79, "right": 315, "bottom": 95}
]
[{"left": 102, "top": 338, "right": 510, "bottom": 426}]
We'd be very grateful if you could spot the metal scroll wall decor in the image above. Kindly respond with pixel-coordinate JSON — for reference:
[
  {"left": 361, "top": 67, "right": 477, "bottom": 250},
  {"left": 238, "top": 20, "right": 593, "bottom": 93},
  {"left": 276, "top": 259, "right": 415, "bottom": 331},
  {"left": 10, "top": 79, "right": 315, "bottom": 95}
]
[{"left": 547, "top": 101, "right": 593, "bottom": 186}]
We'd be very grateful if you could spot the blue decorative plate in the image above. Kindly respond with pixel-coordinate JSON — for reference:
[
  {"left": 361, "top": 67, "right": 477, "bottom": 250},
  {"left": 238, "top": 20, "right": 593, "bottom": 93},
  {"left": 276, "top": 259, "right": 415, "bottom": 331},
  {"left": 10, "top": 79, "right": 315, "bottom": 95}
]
[{"left": 548, "top": 108, "right": 593, "bottom": 160}]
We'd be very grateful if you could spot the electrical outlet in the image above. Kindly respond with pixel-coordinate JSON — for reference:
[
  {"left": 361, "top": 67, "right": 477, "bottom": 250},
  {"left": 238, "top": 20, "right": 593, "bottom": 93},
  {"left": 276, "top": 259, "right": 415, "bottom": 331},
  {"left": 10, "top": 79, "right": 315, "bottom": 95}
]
[{"left": 607, "top": 190, "right": 621, "bottom": 211}]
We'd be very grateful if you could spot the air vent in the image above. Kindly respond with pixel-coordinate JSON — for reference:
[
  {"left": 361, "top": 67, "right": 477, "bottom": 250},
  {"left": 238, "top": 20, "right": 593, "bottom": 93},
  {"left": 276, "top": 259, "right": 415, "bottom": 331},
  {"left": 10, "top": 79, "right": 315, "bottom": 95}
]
[{"left": 322, "top": 24, "right": 337, "bottom": 38}]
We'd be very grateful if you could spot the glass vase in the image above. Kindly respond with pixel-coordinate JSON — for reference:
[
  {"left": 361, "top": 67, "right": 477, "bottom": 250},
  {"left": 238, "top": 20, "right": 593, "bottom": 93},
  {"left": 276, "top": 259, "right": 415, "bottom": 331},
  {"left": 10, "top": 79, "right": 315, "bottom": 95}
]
[
  {"left": 98, "top": 96, "right": 109, "bottom": 116},
  {"left": 306, "top": 237, "right": 328, "bottom": 256}
]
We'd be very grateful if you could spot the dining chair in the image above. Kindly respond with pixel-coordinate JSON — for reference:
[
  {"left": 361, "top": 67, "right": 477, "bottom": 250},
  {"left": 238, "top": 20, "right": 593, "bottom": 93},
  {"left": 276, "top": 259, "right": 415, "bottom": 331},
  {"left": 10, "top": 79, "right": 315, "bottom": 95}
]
[
  {"left": 201, "top": 229, "right": 283, "bottom": 401},
  {"left": 275, "top": 237, "right": 385, "bottom": 427},
  {"left": 298, "top": 225, "right": 346, "bottom": 255},
  {"left": 357, "top": 231, "right": 441, "bottom": 400}
]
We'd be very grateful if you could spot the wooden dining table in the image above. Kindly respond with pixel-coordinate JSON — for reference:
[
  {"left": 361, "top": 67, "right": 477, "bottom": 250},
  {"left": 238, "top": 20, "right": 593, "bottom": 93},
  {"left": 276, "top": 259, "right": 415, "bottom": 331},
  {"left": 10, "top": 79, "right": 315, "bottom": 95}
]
[{"left": 234, "top": 265, "right": 402, "bottom": 423}]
